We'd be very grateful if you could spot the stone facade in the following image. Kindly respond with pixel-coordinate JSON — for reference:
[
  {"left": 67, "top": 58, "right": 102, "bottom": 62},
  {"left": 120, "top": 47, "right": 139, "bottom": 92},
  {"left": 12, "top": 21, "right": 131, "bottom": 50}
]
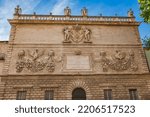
[{"left": 0, "top": 6, "right": 150, "bottom": 100}]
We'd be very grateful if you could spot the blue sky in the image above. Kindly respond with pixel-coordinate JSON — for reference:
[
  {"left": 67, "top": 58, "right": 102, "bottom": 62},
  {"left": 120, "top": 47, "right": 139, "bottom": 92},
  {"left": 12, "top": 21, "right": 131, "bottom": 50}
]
[{"left": 0, "top": 0, "right": 150, "bottom": 41}]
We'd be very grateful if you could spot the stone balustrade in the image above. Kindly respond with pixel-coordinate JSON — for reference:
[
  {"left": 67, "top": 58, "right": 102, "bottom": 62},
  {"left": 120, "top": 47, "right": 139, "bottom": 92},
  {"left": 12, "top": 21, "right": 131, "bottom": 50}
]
[{"left": 14, "top": 14, "right": 135, "bottom": 22}]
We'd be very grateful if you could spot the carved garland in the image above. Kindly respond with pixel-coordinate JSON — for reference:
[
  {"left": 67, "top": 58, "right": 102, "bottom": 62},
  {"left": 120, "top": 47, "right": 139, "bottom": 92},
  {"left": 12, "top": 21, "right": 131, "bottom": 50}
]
[
  {"left": 100, "top": 50, "right": 138, "bottom": 72},
  {"left": 16, "top": 49, "right": 61, "bottom": 73}
]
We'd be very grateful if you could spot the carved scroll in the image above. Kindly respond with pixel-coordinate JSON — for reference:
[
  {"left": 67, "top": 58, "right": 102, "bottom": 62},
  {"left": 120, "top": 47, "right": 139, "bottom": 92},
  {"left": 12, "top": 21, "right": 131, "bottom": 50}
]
[
  {"left": 100, "top": 50, "right": 138, "bottom": 72},
  {"left": 16, "top": 49, "right": 61, "bottom": 73}
]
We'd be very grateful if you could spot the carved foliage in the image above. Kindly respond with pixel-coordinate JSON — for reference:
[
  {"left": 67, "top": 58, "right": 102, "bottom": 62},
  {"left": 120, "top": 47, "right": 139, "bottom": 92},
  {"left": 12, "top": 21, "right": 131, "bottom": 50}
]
[
  {"left": 100, "top": 50, "right": 138, "bottom": 72},
  {"left": 63, "top": 25, "right": 92, "bottom": 43},
  {"left": 16, "top": 49, "right": 60, "bottom": 73}
]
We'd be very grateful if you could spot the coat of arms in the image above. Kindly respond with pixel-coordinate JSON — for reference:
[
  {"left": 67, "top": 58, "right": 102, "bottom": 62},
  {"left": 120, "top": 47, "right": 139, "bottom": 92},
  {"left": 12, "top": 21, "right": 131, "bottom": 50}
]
[{"left": 63, "top": 25, "right": 91, "bottom": 43}]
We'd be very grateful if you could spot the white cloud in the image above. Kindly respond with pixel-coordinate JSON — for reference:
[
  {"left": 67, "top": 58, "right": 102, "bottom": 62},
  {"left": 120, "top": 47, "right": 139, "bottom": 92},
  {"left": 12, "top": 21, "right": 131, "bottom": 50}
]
[
  {"left": 0, "top": 0, "right": 42, "bottom": 41},
  {"left": 0, "top": 0, "right": 76, "bottom": 41},
  {"left": 51, "top": 0, "right": 71, "bottom": 15}
]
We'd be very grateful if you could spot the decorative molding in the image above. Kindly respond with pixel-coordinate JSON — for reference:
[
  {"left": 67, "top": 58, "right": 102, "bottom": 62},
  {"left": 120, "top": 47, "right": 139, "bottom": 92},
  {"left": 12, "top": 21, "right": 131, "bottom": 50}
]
[
  {"left": 16, "top": 49, "right": 61, "bottom": 73},
  {"left": 63, "top": 25, "right": 92, "bottom": 44},
  {"left": 99, "top": 50, "right": 138, "bottom": 72},
  {"left": 66, "top": 79, "right": 92, "bottom": 99},
  {"left": 74, "top": 49, "right": 82, "bottom": 55},
  {"left": 12, "top": 43, "right": 143, "bottom": 47}
]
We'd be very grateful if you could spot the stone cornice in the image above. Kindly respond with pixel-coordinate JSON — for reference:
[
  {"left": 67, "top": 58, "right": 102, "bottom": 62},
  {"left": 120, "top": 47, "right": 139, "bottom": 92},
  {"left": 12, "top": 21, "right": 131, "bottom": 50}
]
[
  {"left": 1, "top": 70, "right": 150, "bottom": 80},
  {"left": 8, "top": 19, "right": 140, "bottom": 26},
  {"left": 11, "top": 43, "right": 143, "bottom": 48}
]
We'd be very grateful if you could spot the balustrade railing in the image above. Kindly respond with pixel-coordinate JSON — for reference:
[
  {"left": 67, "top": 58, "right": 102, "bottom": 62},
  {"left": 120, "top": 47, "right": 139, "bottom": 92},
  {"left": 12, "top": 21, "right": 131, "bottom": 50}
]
[{"left": 14, "top": 15, "right": 135, "bottom": 22}]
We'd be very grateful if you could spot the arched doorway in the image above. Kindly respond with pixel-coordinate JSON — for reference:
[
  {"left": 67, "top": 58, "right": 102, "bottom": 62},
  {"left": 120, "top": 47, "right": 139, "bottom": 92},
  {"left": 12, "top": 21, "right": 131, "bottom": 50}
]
[{"left": 72, "top": 88, "right": 86, "bottom": 100}]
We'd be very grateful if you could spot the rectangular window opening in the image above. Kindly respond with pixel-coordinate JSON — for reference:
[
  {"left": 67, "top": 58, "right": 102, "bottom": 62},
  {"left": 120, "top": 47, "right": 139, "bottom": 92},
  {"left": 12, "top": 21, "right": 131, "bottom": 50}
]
[
  {"left": 16, "top": 91, "right": 27, "bottom": 100},
  {"left": 129, "top": 89, "right": 139, "bottom": 100},
  {"left": 45, "top": 90, "right": 54, "bottom": 100},
  {"left": 104, "top": 89, "right": 112, "bottom": 100}
]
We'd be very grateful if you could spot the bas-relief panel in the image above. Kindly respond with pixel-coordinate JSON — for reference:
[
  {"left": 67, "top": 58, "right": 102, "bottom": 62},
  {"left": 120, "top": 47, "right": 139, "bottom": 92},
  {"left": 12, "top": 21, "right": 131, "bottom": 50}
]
[
  {"left": 7, "top": 47, "right": 146, "bottom": 74},
  {"left": 98, "top": 50, "right": 138, "bottom": 72},
  {"left": 15, "top": 49, "right": 62, "bottom": 73},
  {"left": 63, "top": 25, "right": 92, "bottom": 44}
]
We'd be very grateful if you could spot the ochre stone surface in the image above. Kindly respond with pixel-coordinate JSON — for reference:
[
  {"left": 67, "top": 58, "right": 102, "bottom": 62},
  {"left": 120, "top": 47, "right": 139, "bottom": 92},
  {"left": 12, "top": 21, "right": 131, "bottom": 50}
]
[{"left": 0, "top": 8, "right": 150, "bottom": 100}]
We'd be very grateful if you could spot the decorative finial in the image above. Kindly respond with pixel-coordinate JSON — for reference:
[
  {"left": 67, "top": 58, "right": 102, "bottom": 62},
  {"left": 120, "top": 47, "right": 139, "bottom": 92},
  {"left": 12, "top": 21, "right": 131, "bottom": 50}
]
[
  {"left": 50, "top": 12, "right": 52, "bottom": 15},
  {"left": 81, "top": 7, "right": 88, "bottom": 17},
  {"left": 33, "top": 12, "right": 36, "bottom": 15},
  {"left": 128, "top": 9, "right": 134, "bottom": 17},
  {"left": 14, "top": 5, "right": 22, "bottom": 15},
  {"left": 64, "top": 6, "right": 71, "bottom": 16}
]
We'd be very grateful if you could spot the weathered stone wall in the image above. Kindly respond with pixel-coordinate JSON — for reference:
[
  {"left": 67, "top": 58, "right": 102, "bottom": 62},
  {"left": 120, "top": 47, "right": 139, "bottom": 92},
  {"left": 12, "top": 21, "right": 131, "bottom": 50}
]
[
  {"left": 14, "top": 25, "right": 139, "bottom": 45},
  {"left": 1, "top": 75, "right": 150, "bottom": 100},
  {"left": 0, "top": 41, "right": 8, "bottom": 53},
  {"left": 1, "top": 23, "right": 147, "bottom": 75},
  {"left": 0, "top": 41, "right": 8, "bottom": 75},
  {"left": 1, "top": 14, "right": 150, "bottom": 100}
]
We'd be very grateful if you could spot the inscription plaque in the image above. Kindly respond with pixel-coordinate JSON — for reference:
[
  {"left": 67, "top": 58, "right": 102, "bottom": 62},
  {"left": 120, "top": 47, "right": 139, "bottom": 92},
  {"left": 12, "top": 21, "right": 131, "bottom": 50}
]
[{"left": 66, "top": 55, "right": 90, "bottom": 70}]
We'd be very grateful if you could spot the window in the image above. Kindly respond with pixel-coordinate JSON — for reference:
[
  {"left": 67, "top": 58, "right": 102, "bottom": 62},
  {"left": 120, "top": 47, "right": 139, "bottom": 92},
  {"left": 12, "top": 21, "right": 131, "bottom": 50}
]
[
  {"left": 45, "top": 90, "right": 54, "bottom": 100},
  {"left": 16, "top": 91, "right": 27, "bottom": 100},
  {"left": 129, "top": 89, "right": 139, "bottom": 100},
  {"left": 104, "top": 89, "right": 112, "bottom": 100}
]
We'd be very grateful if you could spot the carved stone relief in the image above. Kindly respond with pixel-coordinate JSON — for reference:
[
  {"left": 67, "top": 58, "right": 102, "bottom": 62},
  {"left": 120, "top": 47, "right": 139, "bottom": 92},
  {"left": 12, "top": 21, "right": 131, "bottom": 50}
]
[
  {"left": 64, "top": 6, "right": 71, "bottom": 16},
  {"left": 81, "top": 7, "right": 88, "bottom": 17},
  {"left": 74, "top": 49, "right": 82, "bottom": 55},
  {"left": 63, "top": 25, "right": 92, "bottom": 43},
  {"left": 99, "top": 50, "right": 138, "bottom": 72},
  {"left": 16, "top": 49, "right": 61, "bottom": 73}
]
